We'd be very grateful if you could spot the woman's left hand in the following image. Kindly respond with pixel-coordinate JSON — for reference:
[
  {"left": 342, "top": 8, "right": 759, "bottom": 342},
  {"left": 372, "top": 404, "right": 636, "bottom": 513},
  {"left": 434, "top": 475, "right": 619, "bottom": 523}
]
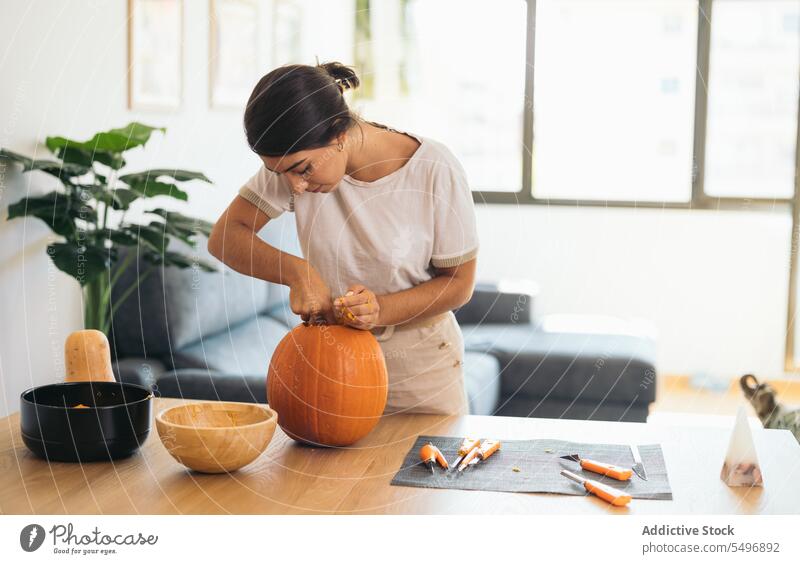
[{"left": 334, "top": 284, "right": 381, "bottom": 330}]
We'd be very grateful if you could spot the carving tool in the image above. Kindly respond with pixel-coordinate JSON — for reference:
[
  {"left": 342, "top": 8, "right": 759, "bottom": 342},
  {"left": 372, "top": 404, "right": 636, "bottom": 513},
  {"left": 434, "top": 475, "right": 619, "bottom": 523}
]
[
  {"left": 561, "top": 469, "right": 632, "bottom": 507},
  {"left": 419, "top": 443, "right": 449, "bottom": 474},
  {"left": 449, "top": 437, "right": 481, "bottom": 471},
  {"left": 457, "top": 439, "right": 501, "bottom": 472},
  {"left": 630, "top": 444, "right": 648, "bottom": 481},
  {"left": 559, "top": 453, "right": 633, "bottom": 481},
  {"left": 303, "top": 313, "right": 327, "bottom": 326}
]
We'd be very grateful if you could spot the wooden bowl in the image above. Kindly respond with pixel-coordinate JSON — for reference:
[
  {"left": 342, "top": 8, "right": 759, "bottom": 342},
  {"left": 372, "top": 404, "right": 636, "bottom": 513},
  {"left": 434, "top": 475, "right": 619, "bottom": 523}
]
[
  {"left": 20, "top": 381, "right": 152, "bottom": 462},
  {"left": 156, "top": 402, "right": 277, "bottom": 474}
]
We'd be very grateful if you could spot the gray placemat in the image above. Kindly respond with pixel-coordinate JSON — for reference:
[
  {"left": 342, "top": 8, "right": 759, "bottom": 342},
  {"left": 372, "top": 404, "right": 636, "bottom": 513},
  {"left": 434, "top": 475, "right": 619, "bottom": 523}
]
[{"left": 390, "top": 435, "right": 672, "bottom": 500}]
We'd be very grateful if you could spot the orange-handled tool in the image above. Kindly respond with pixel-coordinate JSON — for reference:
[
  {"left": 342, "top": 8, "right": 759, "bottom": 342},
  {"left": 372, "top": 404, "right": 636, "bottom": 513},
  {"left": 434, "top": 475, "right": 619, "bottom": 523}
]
[
  {"left": 561, "top": 469, "right": 631, "bottom": 506},
  {"left": 560, "top": 454, "right": 633, "bottom": 481},
  {"left": 450, "top": 437, "right": 481, "bottom": 470},
  {"left": 458, "top": 439, "right": 501, "bottom": 472},
  {"left": 419, "top": 443, "right": 449, "bottom": 473}
]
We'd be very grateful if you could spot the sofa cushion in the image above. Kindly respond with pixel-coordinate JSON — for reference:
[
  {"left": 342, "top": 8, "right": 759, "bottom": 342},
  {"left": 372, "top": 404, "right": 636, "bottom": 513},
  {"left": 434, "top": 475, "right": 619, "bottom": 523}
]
[
  {"left": 156, "top": 369, "right": 267, "bottom": 404},
  {"left": 454, "top": 281, "right": 537, "bottom": 326},
  {"left": 463, "top": 351, "right": 501, "bottom": 415},
  {"left": 461, "top": 324, "right": 657, "bottom": 405},
  {"left": 110, "top": 238, "right": 272, "bottom": 357},
  {"left": 112, "top": 357, "right": 164, "bottom": 389},
  {"left": 170, "top": 314, "right": 288, "bottom": 374},
  {"left": 263, "top": 283, "right": 303, "bottom": 328},
  {"left": 495, "top": 395, "right": 649, "bottom": 423}
]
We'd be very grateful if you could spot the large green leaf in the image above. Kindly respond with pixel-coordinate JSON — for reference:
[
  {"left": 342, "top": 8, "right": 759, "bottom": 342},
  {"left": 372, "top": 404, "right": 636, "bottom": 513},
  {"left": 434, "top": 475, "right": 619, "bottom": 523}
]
[
  {"left": 31, "top": 160, "right": 91, "bottom": 179},
  {"left": 76, "top": 184, "right": 117, "bottom": 208},
  {"left": 7, "top": 191, "right": 95, "bottom": 237},
  {"left": 0, "top": 148, "right": 90, "bottom": 178},
  {"left": 0, "top": 148, "right": 32, "bottom": 168},
  {"left": 51, "top": 146, "right": 92, "bottom": 167},
  {"left": 126, "top": 179, "right": 188, "bottom": 201},
  {"left": 141, "top": 218, "right": 197, "bottom": 248},
  {"left": 107, "top": 123, "right": 165, "bottom": 148},
  {"left": 46, "top": 122, "right": 164, "bottom": 155},
  {"left": 148, "top": 219, "right": 193, "bottom": 246},
  {"left": 119, "top": 169, "right": 211, "bottom": 184},
  {"left": 77, "top": 181, "right": 179, "bottom": 212},
  {"left": 47, "top": 241, "right": 110, "bottom": 286},
  {"left": 105, "top": 228, "right": 139, "bottom": 246},
  {"left": 108, "top": 188, "right": 141, "bottom": 210},
  {"left": 133, "top": 223, "right": 169, "bottom": 252},
  {"left": 52, "top": 145, "right": 126, "bottom": 170},
  {"left": 146, "top": 208, "right": 213, "bottom": 236},
  {"left": 78, "top": 184, "right": 145, "bottom": 213},
  {"left": 147, "top": 250, "right": 216, "bottom": 272}
]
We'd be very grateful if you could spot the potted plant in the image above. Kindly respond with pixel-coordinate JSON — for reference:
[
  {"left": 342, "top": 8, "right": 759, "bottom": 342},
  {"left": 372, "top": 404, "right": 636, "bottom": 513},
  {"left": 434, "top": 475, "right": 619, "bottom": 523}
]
[{"left": 1, "top": 122, "right": 215, "bottom": 335}]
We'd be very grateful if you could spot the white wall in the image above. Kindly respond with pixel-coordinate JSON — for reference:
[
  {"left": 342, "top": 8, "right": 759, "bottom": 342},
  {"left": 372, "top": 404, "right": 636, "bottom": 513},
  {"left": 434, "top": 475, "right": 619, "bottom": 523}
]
[{"left": 0, "top": 0, "right": 794, "bottom": 418}]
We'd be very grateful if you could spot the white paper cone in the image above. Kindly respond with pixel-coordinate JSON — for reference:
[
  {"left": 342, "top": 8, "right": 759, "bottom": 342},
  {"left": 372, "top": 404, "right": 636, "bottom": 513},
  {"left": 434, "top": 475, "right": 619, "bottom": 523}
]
[{"left": 720, "top": 405, "right": 764, "bottom": 487}]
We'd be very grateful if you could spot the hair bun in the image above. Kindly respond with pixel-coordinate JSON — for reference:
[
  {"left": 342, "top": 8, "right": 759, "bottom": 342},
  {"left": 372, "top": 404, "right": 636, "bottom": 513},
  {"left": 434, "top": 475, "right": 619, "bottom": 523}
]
[{"left": 317, "top": 61, "right": 360, "bottom": 92}]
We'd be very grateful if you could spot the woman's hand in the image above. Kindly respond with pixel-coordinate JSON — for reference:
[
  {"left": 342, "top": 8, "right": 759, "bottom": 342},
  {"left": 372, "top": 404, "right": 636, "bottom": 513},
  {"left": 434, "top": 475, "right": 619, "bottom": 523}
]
[
  {"left": 289, "top": 267, "right": 337, "bottom": 325},
  {"left": 334, "top": 284, "right": 381, "bottom": 330}
]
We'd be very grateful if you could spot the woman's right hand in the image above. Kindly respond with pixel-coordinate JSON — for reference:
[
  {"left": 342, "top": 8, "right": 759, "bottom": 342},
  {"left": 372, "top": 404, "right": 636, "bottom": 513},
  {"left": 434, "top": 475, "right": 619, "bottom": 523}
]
[{"left": 289, "top": 267, "right": 337, "bottom": 325}]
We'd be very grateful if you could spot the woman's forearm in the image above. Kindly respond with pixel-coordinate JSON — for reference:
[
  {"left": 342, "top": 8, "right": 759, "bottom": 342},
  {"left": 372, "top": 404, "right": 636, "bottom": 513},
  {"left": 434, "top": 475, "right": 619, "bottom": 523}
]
[
  {"left": 376, "top": 264, "right": 475, "bottom": 326},
  {"left": 208, "top": 221, "right": 306, "bottom": 287}
]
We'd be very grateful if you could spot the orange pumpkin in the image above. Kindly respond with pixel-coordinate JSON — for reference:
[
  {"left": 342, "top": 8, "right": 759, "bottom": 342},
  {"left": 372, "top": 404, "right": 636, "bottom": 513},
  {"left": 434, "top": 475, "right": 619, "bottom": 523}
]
[{"left": 267, "top": 323, "right": 388, "bottom": 447}]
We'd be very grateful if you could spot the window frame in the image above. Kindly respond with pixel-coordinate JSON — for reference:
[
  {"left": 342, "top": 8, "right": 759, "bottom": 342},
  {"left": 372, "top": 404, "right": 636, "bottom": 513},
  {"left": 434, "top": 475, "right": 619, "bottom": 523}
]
[{"left": 471, "top": 0, "right": 800, "bottom": 371}]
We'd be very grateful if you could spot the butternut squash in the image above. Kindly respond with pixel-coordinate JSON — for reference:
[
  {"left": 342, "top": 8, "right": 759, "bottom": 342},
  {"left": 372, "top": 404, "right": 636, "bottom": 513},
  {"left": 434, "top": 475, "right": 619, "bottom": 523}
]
[{"left": 64, "top": 330, "right": 115, "bottom": 382}]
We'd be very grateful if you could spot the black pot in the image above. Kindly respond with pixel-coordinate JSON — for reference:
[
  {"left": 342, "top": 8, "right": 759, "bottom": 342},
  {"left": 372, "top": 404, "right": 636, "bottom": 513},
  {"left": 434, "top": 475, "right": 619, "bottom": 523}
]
[{"left": 20, "top": 381, "right": 152, "bottom": 462}]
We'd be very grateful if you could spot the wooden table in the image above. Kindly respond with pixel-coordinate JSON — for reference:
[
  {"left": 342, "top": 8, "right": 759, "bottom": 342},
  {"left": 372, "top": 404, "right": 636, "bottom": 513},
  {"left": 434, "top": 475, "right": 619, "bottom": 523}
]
[{"left": 2, "top": 398, "right": 798, "bottom": 514}]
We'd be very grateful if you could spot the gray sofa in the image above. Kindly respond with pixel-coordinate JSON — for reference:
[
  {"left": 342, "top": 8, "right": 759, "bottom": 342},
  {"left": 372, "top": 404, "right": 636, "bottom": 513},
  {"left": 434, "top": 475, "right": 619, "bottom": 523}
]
[{"left": 109, "top": 214, "right": 657, "bottom": 421}]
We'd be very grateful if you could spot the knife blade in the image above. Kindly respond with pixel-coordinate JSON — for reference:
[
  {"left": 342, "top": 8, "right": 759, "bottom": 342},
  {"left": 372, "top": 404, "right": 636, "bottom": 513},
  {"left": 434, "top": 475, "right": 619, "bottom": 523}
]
[
  {"left": 630, "top": 444, "right": 647, "bottom": 481},
  {"left": 559, "top": 453, "right": 632, "bottom": 481}
]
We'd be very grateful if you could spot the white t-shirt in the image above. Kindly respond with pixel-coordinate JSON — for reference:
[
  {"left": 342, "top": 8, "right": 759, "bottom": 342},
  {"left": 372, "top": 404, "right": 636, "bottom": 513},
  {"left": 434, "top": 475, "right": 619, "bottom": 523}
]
[{"left": 238, "top": 131, "right": 479, "bottom": 297}]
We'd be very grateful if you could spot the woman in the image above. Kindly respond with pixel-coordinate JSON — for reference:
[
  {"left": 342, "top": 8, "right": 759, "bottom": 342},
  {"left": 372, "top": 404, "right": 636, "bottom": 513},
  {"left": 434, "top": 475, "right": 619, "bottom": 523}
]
[{"left": 208, "top": 61, "right": 479, "bottom": 415}]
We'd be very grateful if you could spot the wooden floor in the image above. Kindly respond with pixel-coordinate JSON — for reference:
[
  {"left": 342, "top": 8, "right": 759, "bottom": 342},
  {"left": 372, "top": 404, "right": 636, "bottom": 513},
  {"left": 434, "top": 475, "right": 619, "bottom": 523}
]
[{"left": 651, "top": 374, "right": 800, "bottom": 416}]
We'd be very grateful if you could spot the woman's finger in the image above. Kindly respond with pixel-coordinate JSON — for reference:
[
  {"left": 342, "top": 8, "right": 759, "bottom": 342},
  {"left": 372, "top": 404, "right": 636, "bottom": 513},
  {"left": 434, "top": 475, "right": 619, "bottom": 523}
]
[
  {"left": 343, "top": 303, "right": 374, "bottom": 317},
  {"left": 336, "top": 293, "right": 370, "bottom": 308},
  {"left": 352, "top": 312, "right": 379, "bottom": 329},
  {"left": 342, "top": 315, "right": 371, "bottom": 330},
  {"left": 300, "top": 302, "right": 323, "bottom": 320},
  {"left": 345, "top": 284, "right": 366, "bottom": 296},
  {"left": 336, "top": 306, "right": 356, "bottom": 322}
]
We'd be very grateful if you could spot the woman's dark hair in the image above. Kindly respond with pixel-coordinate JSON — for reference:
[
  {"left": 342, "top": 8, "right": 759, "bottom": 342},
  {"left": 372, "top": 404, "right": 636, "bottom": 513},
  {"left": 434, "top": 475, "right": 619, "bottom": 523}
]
[{"left": 244, "top": 62, "right": 360, "bottom": 156}]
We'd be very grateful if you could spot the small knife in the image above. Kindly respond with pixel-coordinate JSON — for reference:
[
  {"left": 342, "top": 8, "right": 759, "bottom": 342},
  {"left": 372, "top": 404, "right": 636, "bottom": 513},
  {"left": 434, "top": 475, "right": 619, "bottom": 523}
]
[
  {"left": 419, "top": 443, "right": 449, "bottom": 474},
  {"left": 560, "top": 454, "right": 632, "bottom": 481},
  {"left": 561, "top": 469, "right": 632, "bottom": 507},
  {"left": 630, "top": 444, "right": 648, "bottom": 481}
]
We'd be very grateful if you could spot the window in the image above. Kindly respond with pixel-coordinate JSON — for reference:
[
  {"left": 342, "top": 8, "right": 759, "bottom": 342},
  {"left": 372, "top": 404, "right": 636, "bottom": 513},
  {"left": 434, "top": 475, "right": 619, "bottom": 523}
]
[
  {"left": 704, "top": 0, "right": 800, "bottom": 199},
  {"left": 352, "top": 0, "right": 528, "bottom": 192},
  {"left": 273, "top": 0, "right": 304, "bottom": 65},
  {"left": 532, "top": 0, "right": 698, "bottom": 202},
  {"left": 343, "top": 0, "right": 800, "bottom": 202}
]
